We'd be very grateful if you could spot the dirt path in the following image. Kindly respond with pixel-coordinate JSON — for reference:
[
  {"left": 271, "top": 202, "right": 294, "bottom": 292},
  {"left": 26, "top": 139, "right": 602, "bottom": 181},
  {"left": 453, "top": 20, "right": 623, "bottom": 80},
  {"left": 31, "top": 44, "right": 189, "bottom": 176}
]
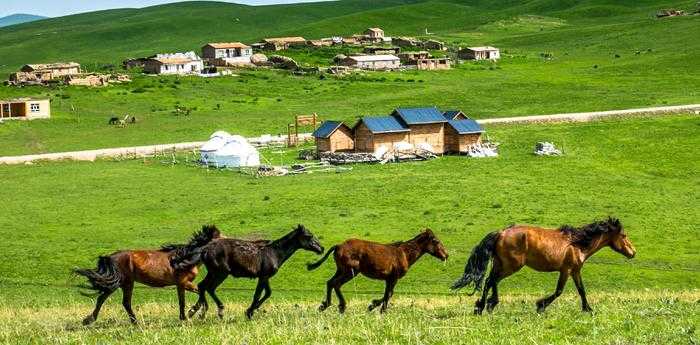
[{"left": 1, "top": 104, "right": 698, "bottom": 165}]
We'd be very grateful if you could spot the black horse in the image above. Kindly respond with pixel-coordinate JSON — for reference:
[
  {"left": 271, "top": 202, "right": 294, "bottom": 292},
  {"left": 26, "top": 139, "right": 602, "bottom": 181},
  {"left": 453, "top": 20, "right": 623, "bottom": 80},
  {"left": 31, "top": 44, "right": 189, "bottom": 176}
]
[{"left": 171, "top": 224, "right": 324, "bottom": 320}]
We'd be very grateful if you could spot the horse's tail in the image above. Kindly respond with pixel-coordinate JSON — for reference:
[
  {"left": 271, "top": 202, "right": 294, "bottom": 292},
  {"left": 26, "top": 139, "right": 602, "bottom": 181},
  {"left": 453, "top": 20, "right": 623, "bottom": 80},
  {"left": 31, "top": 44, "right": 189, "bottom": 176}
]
[
  {"left": 307, "top": 245, "right": 337, "bottom": 271},
  {"left": 74, "top": 256, "right": 122, "bottom": 294},
  {"left": 168, "top": 225, "right": 220, "bottom": 271},
  {"left": 451, "top": 231, "right": 500, "bottom": 294}
]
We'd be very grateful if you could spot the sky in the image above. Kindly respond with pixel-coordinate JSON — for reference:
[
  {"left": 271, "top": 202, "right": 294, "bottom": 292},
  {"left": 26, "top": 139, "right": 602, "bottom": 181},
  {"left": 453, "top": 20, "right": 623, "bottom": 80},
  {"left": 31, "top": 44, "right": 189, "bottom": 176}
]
[{"left": 1, "top": 0, "right": 328, "bottom": 18}]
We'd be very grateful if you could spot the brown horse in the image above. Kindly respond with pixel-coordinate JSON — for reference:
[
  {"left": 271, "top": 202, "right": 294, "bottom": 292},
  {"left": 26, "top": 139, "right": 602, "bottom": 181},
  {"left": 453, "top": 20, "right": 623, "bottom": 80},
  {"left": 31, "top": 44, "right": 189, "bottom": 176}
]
[
  {"left": 451, "top": 217, "right": 636, "bottom": 314},
  {"left": 74, "top": 225, "right": 221, "bottom": 324},
  {"left": 307, "top": 229, "right": 449, "bottom": 313}
]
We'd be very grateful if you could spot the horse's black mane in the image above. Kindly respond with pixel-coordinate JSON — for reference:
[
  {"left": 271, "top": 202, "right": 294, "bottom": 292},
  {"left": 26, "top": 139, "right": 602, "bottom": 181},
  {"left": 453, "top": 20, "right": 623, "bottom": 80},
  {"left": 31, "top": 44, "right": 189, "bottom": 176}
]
[
  {"left": 161, "top": 225, "right": 221, "bottom": 254},
  {"left": 559, "top": 217, "right": 622, "bottom": 248}
]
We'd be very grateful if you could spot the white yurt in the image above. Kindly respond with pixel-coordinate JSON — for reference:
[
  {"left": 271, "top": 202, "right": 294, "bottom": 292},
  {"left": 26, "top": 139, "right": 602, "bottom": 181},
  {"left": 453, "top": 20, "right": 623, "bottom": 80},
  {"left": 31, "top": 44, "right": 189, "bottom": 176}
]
[{"left": 200, "top": 131, "right": 261, "bottom": 168}]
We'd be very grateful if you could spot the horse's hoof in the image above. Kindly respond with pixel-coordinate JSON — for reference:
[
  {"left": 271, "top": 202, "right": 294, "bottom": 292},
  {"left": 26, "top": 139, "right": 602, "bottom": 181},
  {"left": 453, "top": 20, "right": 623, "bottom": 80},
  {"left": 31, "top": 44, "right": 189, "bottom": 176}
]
[
  {"left": 187, "top": 309, "right": 197, "bottom": 319},
  {"left": 245, "top": 309, "right": 254, "bottom": 320},
  {"left": 582, "top": 306, "right": 593, "bottom": 313},
  {"left": 217, "top": 309, "right": 225, "bottom": 319},
  {"left": 82, "top": 316, "right": 95, "bottom": 325},
  {"left": 318, "top": 303, "right": 329, "bottom": 312},
  {"left": 338, "top": 305, "right": 346, "bottom": 314}
]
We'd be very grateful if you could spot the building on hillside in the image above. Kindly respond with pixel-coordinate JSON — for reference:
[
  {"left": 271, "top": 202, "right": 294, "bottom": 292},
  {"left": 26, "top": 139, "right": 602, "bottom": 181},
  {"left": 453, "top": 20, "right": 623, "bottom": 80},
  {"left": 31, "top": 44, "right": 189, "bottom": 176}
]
[
  {"left": 397, "top": 51, "right": 431, "bottom": 63},
  {"left": 122, "top": 57, "right": 152, "bottom": 70},
  {"left": 201, "top": 42, "right": 253, "bottom": 65},
  {"left": 0, "top": 98, "right": 50, "bottom": 120},
  {"left": 442, "top": 110, "right": 469, "bottom": 120},
  {"left": 341, "top": 55, "right": 400, "bottom": 70},
  {"left": 391, "top": 107, "right": 447, "bottom": 153},
  {"left": 352, "top": 116, "right": 410, "bottom": 152},
  {"left": 20, "top": 62, "right": 81, "bottom": 78},
  {"left": 307, "top": 39, "right": 334, "bottom": 47},
  {"left": 363, "top": 46, "right": 401, "bottom": 55},
  {"left": 262, "top": 37, "right": 307, "bottom": 51},
  {"left": 312, "top": 121, "right": 355, "bottom": 152},
  {"left": 413, "top": 58, "right": 451, "bottom": 70},
  {"left": 444, "top": 119, "right": 484, "bottom": 153},
  {"left": 392, "top": 36, "right": 420, "bottom": 48},
  {"left": 364, "top": 28, "right": 385, "bottom": 43},
  {"left": 143, "top": 52, "right": 204, "bottom": 75},
  {"left": 459, "top": 46, "right": 500, "bottom": 61},
  {"left": 422, "top": 39, "right": 446, "bottom": 50}
]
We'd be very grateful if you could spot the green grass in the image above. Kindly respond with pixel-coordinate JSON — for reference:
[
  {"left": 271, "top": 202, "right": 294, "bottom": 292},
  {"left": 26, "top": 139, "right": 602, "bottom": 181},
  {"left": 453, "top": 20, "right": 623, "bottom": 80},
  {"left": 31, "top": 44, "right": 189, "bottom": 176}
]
[
  {"left": 0, "top": 115, "right": 697, "bottom": 343},
  {"left": 0, "top": 0, "right": 699, "bottom": 155}
]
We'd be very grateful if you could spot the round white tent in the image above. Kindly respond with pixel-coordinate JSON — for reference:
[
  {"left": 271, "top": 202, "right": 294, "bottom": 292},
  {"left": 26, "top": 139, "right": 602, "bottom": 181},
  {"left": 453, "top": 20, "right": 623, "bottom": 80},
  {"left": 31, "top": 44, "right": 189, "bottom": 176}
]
[{"left": 200, "top": 131, "right": 260, "bottom": 168}]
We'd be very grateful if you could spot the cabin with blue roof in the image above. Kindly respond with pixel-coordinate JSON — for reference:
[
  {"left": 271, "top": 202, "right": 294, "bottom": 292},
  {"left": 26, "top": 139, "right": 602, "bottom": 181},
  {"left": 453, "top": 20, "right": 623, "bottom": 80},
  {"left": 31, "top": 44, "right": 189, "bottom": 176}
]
[
  {"left": 352, "top": 116, "right": 410, "bottom": 152},
  {"left": 312, "top": 121, "right": 354, "bottom": 152},
  {"left": 444, "top": 119, "right": 484, "bottom": 153},
  {"left": 391, "top": 107, "right": 447, "bottom": 153}
]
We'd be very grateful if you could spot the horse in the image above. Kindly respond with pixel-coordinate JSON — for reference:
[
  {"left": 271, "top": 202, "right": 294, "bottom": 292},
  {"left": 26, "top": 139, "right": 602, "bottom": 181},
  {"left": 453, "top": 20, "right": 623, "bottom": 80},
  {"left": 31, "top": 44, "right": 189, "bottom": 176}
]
[
  {"left": 74, "top": 225, "right": 221, "bottom": 324},
  {"left": 108, "top": 117, "right": 119, "bottom": 125},
  {"left": 451, "top": 217, "right": 636, "bottom": 314},
  {"left": 307, "top": 229, "right": 449, "bottom": 314},
  {"left": 170, "top": 224, "right": 324, "bottom": 320}
]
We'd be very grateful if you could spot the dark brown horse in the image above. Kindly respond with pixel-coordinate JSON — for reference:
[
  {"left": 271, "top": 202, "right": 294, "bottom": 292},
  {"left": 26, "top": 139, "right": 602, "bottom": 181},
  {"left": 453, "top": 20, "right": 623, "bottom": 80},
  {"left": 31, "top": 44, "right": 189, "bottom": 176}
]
[
  {"left": 74, "top": 225, "right": 221, "bottom": 324},
  {"left": 170, "top": 224, "right": 324, "bottom": 320},
  {"left": 451, "top": 217, "right": 636, "bottom": 314},
  {"left": 307, "top": 229, "right": 449, "bottom": 313}
]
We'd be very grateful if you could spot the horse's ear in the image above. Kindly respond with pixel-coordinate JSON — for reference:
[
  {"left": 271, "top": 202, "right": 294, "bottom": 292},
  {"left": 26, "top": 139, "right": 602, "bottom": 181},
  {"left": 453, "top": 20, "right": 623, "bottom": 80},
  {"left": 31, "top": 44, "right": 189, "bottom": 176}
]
[
  {"left": 295, "top": 224, "right": 304, "bottom": 232},
  {"left": 423, "top": 228, "right": 434, "bottom": 236}
]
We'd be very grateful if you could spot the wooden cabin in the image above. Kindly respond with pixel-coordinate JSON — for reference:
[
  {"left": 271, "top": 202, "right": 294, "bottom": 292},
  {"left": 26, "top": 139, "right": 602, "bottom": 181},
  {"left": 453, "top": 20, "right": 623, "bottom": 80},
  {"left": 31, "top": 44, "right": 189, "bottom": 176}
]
[
  {"left": 391, "top": 107, "right": 447, "bottom": 153},
  {"left": 312, "top": 121, "right": 354, "bottom": 152},
  {"left": 443, "top": 110, "right": 469, "bottom": 120},
  {"left": 444, "top": 119, "right": 484, "bottom": 153},
  {"left": 0, "top": 98, "right": 50, "bottom": 120},
  {"left": 353, "top": 116, "right": 409, "bottom": 152}
]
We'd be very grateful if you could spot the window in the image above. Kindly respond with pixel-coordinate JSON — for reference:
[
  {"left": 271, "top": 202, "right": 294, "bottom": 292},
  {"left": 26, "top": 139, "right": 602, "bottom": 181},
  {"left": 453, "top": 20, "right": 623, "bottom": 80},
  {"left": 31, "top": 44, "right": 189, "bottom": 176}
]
[{"left": 30, "top": 103, "right": 40, "bottom": 113}]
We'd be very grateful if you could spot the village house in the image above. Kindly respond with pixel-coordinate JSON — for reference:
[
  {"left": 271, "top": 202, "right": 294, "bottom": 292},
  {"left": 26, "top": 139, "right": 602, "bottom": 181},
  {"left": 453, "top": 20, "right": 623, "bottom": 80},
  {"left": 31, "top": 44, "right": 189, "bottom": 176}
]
[
  {"left": 397, "top": 51, "right": 431, "bottom": 63},
  {"left": 391, "top": 107, "right": 447, "bottom": 153},
  {"left": 422, "top": 39, "right": 446, "bottom": 50},
  {"left": 312, "top": 121, "right": 354, "bottom": 152},
  {"left": 459, "top": 46, "right": 500, "bottom": 61},
  {"left": 393, "top": 37, "right": 420, "bottom": 48},
  {"left": 413, "top": 58, "right": 451, "bottom": 70},
  {"left": 201, "top": 42, "right": 253, "bottom": 65},
  {"left": 364, "top": 28, "right": 385, "bottom": 43},
  {"left": 143, "top": 52, "right": 204, "bottom": 75},
  {"left": 363, "top": 46, "right": 401, "bottom": 55},
  {"left": 352, "top": 116, "right": 410, "bottom": 152},
  {"left": 262, "top": 37, "right": 307, "bottom": 51},
  {"left": 341, "top": 55, "right": 401, "bottom": 70},
  {"left": 307, "top": 39, "right": 334, "bottom": 48},
  {"left": 0, "top": 98, "right": 50, "bottom": 120},
  {"left": 8, "top": 62, "right": 81, "bottom": 85},
  {"left": 315, "top": 107, "right": 484, "bottom": 155},
  {"left": 444, "top": 118, "right": 484, "bottom": 153}
]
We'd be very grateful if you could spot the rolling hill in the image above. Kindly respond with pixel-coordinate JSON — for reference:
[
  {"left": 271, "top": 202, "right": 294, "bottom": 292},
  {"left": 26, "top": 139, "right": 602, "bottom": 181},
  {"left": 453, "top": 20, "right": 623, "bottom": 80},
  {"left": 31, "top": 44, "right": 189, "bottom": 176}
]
[
  {"left": 0, "top": 13, "right": 46, "bottom": 28},
  {"left": 0, "top": 0, "right": 696, "bottom": 72}
]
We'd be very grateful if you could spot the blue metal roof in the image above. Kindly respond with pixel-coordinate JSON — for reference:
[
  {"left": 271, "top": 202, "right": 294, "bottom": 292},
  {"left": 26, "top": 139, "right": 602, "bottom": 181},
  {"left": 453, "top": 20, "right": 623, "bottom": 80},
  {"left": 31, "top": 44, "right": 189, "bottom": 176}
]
[
  {"left": 447, "top": 119, "right": 484, "bottom": 134},
  {"left": 443, "top": 110, "right": 462, "bottom": 120},
  {"left": 360, "top": 116, "right": 409, "bottom": 134},
  {"left": 313, "top": 121, "right": 344, "bottom": 138},
  {"left": 392, "top": 107, "right": 447, "bottom": 125}
]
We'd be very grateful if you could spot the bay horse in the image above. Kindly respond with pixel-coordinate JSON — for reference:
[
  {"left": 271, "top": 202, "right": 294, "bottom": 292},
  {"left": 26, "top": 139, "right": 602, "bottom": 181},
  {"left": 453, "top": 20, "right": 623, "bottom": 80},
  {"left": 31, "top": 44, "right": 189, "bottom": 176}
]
[
  {"left": 451, "top": 217, "right": 636, "bottom": 314},
  {"left": 307, "top": 229, "right": 449, "bottom": 313},
  {"left": 74, "top": 225, "right": 221, "bottom": 324},
  {"left": 170, "top": 224, "right": 324, "bottom": 320}
]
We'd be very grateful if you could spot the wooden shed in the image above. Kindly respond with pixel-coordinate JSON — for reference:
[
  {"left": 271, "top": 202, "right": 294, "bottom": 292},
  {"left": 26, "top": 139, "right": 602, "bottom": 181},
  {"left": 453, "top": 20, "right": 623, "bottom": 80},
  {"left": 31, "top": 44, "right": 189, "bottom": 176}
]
[
  {"left": 444, "top": 119, "right": 484, "bottom": 153},
  {"left": 312, "top": 121, "right": 354, "bottom": 153},
  {"left": 353, "top": 116, "right": 410, "bottom": 152},
  {"left": 391, "top": 107, "right": 447, "bottom": 153}
]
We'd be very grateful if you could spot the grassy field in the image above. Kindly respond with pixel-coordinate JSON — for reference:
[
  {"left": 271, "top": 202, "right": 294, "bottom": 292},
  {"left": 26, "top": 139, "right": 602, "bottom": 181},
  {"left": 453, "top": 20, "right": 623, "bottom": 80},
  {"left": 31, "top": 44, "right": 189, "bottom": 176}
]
[
  {"left": 0, "top": 1, "right": 698, "bottom": 156},
  {"left": 0, "top": 115, "right": 697, "bottom": 343}
]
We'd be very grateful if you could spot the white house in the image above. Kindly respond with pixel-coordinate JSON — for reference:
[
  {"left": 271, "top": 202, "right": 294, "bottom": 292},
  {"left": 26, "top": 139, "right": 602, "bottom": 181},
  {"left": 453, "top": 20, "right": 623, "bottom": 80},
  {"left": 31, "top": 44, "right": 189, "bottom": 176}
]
[
  {"left": 143, "top": 51, "right": 204, "bottom": 75},
  {"left": 201, "top": 42, "right": 253, "bottom": 66},
  {"left": 0, "top": 98, "right": 50, "bottom": 120},
  {"left": 459, "top": 46, "right": 500, "bottom": 61},
  {"left": 342, "top": 55, "right": 401, "bottom": 70}
]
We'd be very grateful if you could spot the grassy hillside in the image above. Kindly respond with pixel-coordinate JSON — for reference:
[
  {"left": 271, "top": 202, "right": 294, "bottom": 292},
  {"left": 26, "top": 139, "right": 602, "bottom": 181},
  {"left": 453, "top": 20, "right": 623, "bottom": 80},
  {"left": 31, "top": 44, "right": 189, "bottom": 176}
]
[
  {"left": 0, "top": 0, "right": 697, "bottom": 156},
  {"left": 0, "top": 115, "right": 697, "bottom": 343}
]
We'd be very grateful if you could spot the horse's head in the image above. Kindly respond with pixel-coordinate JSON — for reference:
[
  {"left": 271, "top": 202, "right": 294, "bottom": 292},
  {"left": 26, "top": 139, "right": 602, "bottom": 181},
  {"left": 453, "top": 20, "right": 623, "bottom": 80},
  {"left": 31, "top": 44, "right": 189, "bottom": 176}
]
[
  {"left": 605, "top": 218, "right": 636, "bottom": 259},
  {"left": 421, "top": 229, "right": 449, "bottom": 261},
  {"left": 294, "top": 224, "right": 324, "bottom": 254}
]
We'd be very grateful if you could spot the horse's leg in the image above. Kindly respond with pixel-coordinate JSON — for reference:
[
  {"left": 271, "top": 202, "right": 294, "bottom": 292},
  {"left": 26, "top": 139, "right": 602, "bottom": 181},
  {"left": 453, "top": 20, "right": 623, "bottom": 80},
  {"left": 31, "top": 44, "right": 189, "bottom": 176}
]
[
  {"left": 486, "top": 258, "right": 507, "bottom": 313},
  {"left": 378, "top": 278, "right": 398, "bottom": 313},
  {"left": 205, "top": 272, "right": 228, "bottom": 319},
  {"left": 320, "top": 271, "right": 341, "bottom": 311},
  {"left": 82, "top": 290, "right": 114, "bottom": 325},
  {"left": 189, "top": 272, "right": 213, "bottom": 319},
  {"left": 536, "top": 271, "right": 569, "bottom": 313},
  {"left": 245, "top": 278, "right": 267, "bottom": 320},
  {"left": 571, "top": 269, "right": 592, "bottom": 312},
  {"left": 474, "top": 272, "right": 493, "bottom": 315},
  {"left": 253, "top": 279, "right": 272, "bottom": 309},
  {"left": 334, "top": 272, "right": 354, "bottom": 314},
  {"left": 177, "top": 284, "right": 187, "bottom": 321},
  {"left": 121, "top": 282, "right": 137, "bottom": 324}
]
